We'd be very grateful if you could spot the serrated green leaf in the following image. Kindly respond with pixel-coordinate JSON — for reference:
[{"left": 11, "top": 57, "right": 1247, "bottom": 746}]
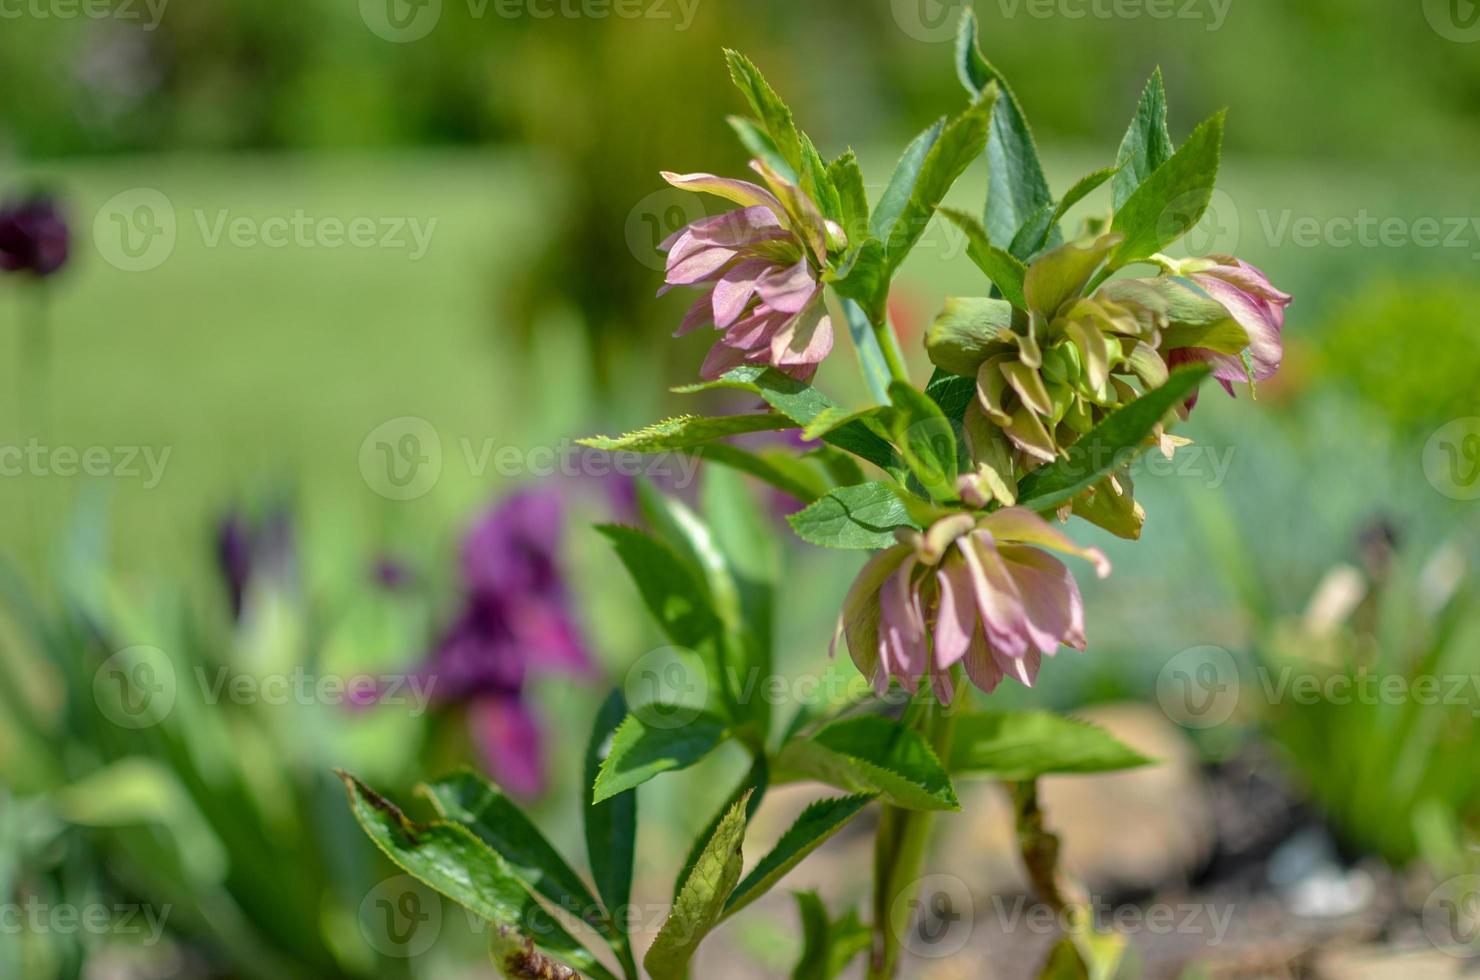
[
  {"left": 675, "top": 367, "right": 897, "bottom": 470},
  {"left": 596, "top": 525, "right": 723, "bottom": 653},
  {"left": 1109, "top": 111, "right": 1225, "bottom": 269},
  {"left": 579, "top": 414, "right": 795, "bottom": 454},
  {"left": 830, "top": 240, "right": 889, "bottom": 325},
  {"left": 1113, "top": 68, "right": 1175, "bottom": 211},
  {"left": 674, "top": 756, "right": 768, "bottom": 904},
  {"left": 644, "top": 791, "right": 752, "bottom": 980},
  {"left": 724, "top": 794, "right": 874, "bottom": 918},
  {"left": 725, "top": 50, "right": 802, "bottom": 172},
  {"left": 691, "top": 443, "right": 832, "bottom": 504},
  {"left": 827, "top": 150, "right": 870, "bottom": 246},
  {"left": 1014, "top": 166, "right": 1120, "bottom": 260},
  {"left": 787, "top": 482, "right": 918, "bottom": 550},
  {"left": 727, "top": 115, "right": 796, "bottom": 182},
  {"left": 948, "top": 712, "right": 1153, "bottom": 780},
  {"left": 420, "top": 770, "right": 608, "bottom": 934},
  {"left": 957, "top": 8, "right": 1055, "bottom": 249},
  {"left": 887, "top": 381, "right": 959, "bottom": 501},
  {"left": 338, "top": 771, "right": 616, "bottom": 980},
  {"left": 791, "top": 893, "right": 870, "bottom": 980},
  {"left": 871, "top": 118, "right": 944, "bottom": 244},
  {"left": 584, "top": 690, "right": 637, "bottom": 949},
  {"left": 1014, "top": 364, "right": 1211, "bottom": 511},
  {"left": 593, "top": 712, "right": 730, "bottom": 803},
  {"left": 884, "top": 88, "right": 998, "bottom": 275},
  {"left": 938, "top": 207, "right": 1028, "bottom": 309},
  {"left": 776, "top": 716, "right": 959, "bottom": 811}
]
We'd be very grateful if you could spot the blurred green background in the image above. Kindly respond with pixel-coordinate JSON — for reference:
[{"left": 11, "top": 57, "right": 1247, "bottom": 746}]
[{"left": 1, "top": 0, "right": 1478, "bottom": 977}]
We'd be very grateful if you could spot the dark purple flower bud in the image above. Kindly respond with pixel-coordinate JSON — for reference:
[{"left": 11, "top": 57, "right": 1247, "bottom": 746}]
[
  {"left": 0, "top": 194, "right": 70, "bottom": 278},
  {"left": 214, "top": 506, "right": 296, "bottom": 621}
]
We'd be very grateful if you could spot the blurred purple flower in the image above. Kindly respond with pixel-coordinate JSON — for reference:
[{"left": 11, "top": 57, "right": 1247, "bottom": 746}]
[
  {"left": 415, "top": 489, "right": 594, "bottom": 797},
  {"left": 659, "top": 163, "right": 844, "bottom": 382},
  {"left": 215, "top": 507, "right": 295, "bottom": 621},
  {"left": 0, "top": 194, "right": 70, "bottom": 278}
]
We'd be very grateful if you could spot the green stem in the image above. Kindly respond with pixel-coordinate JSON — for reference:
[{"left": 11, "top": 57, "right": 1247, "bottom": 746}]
[
  {"left": 1011, "top": 779, "right": 1086, "bottom": 928},
  {"left": 867, "top": 683, "right": 959, "bottom": 979},
  {"left": 873, "top": 312, "right": 910, "bottom": 386}
]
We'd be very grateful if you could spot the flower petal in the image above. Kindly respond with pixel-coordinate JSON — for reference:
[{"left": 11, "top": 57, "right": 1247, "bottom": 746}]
[
  {"left": 836, "top": 544, "right": 912, "bottom": 686},
  {"left": 469, "top": 698, "right": 546, "bottom": 799},
  {"left": 661, "top": 172, "right": 785, "bottom": 213},
  {"left": 957, "top": 532, "right": 1031, "bottom": 661},
  {"left": 978, "top": 508, "right": 1111, "bottom": 578},
  {"left": 998, "top": 545, "right": 1085, "bottom": 654}
]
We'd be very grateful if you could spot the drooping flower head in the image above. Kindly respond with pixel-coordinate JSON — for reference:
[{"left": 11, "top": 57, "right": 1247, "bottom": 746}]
[
  {"left": 660, "top": 161, "right": 845, "bottom": 381},
  {"left": 413, "top": 488, "right": 593, "bottom": 797},
  {"left": 0, "top": 193, "right": 70, "bottom": 278},
  {"left": 1166, "top": 255, "right": 1291, "bottom": 409},
  {"left": 834, "top": 506, "right": 1110, "bottom": 703}
]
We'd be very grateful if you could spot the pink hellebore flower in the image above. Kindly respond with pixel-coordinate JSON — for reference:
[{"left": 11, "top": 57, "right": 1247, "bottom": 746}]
[
  {"left": 833, "top": 507, "right": 1111, "bottom": 704},
  {"left": 659, "top": 161, "right": 844, "bottom": 382},
  {"left": 1171, "top": 256, "right": 1292, "bottom": 408}
]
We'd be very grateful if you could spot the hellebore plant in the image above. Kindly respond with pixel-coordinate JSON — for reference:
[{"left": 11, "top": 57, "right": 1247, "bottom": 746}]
[{"left": 341, "top": 13, "right": 1290, "bottom": 979}]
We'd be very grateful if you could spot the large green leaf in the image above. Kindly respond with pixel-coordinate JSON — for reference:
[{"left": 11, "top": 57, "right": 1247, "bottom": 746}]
[
  {"left": 776, "top": 716, "right": 959, "bottom": 812},
  {"left": 949, "top": 712, "right": 1152, "bottom": 780},
  {"left": 690, "top": 443, "right": 832, "bottom": 503},
  {"left": 725, "top": 50, "right": 802, "bottom": 173},
  {"left": 787, "top": 482, "right": 918, "bottom": 550},
  {"left": 338, "top": 772, "right": 616, "bottom": 980},
  {"left": 675, "top": 367, "right": 897, "bottom": 470},
  {"left": 420, "top": 770, "right": 608, "bottom": 934},
  {"left": 871, "top": 118, "right": 945, "bottom": 244},
  {"left": 938, "top": 206, "right": 1028, "bottom": 309},
  {"left": 596, "top": 525, "right": 723, "bottom": 653},
  {"left": 579, "top": 414, "right": 794, "bottom": 453},
  {"left": 584, "top": 690, "right": 637, "bottom": 948},
  {"left": 1014, "top": 364, "right": 1211, "bottom": 511},
  {"left": 887, "top": 381, "right": 959, "bottom": 501},
  {"left": 1109, "top": 111, "right": 1225, "bottom": 268},
  {"left": 723, "top": 794, "right": 874, "bottom": 918},
  {"left": 957, "top": 8, "right": 1054, "bottom": 249},
  {"left": 1112, "top": 68, "right": 1176, "bottom": 210},
  {"left": 883, "top": 88, "right": 998, "bottom": 275},
  {"left": 644, "top": 791, "right": 752, "bottom": 980},
  {"left": 592, "top": 712, "right": 730, "bottom": 803}
]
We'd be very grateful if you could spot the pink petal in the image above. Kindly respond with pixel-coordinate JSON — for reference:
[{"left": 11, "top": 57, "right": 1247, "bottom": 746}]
[
  {"left": 997, "top": 545, "right": 1083, "bottom": 655},
  {"left": 666, "top": 245, "right": 739, "bottom": 286},
  {"left": 880, "top": 558, "right": 927, "bottom": 690},
  {"left": 978, "top": 509, "right": 1111, "bottom": 578},
  {"left": 755, "top": 259, "right": 819, "bottom": 314},
  {"left": 933, "top": 563, "right": 976, "bottom": 670},
  {"left": 836, "top": 545, "right": 912, "bottom": 686},
  {"left": 1193, "top": 275, "right": 1284, "bottom": 381},
  {"left": 700, "top": 339, "right": 752, "bottom": 380},
  {"left": 956, "top": 532, "right": 1032, "bottom": 660},
  {"left": 674, "top": 290, "right": 715, "bottom": 338},
  {"left": 712, "top": 258, "right": 772, "bottom": 328},
  {"left": 771, "top": 302, "right": 833, "bottom": 368},
  {"left": 962, "top": 627, "right": 1004, "bottom": 694},
  {"left": 661, "top": 172, "right": 785, "bottom": 214}
]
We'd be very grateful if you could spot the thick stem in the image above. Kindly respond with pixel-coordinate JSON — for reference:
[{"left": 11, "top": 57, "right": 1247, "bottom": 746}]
[
  {"left": 868, "top": 685, "right": 959, "bottom": 979},
  {"left": 1012, "top": 779, "right": 1087, "bottom": 929},
  {"left": 873, "top": 313, "right": 910, "bottom": 386}
]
